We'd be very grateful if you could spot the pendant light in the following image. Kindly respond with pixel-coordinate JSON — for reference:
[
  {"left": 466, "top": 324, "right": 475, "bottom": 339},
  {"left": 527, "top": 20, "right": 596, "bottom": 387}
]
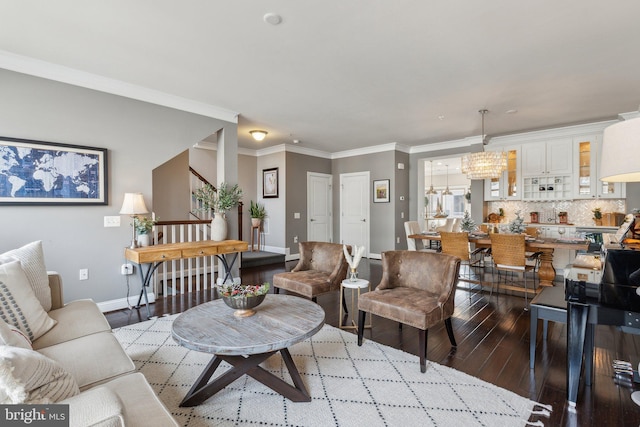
[
  {"left": 461, "top": 109, "right": 507, "bottom": 179},
  {"left": 426, "top": 160, "right": 437, "bottom": 195},
  {"left": 442, "top": 164, "right": 452, "bottom": 195}
]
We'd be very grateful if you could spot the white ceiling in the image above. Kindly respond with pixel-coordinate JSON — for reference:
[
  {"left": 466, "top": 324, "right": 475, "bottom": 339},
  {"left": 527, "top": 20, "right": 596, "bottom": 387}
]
[{"left": 1, "top": 1, "right": 639, "bottom": 154}]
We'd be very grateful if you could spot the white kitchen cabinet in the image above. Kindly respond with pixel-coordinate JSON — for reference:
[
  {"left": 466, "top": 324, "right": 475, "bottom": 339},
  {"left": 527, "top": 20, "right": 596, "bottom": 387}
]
[
  {"left": 483, "top": 145, "right": 521, "bottom": 201},
  {"left": 521, "top": 138, "right": 573, "bottom": 177},
  {"left": 574, "top": 134, "right": 625, "bottom": 199}
]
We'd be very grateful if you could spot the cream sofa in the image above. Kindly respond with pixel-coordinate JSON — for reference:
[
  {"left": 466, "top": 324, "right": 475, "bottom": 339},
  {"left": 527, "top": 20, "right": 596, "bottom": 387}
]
[{"left": 34, "top": 272, "right": 177, "bottom": 427}]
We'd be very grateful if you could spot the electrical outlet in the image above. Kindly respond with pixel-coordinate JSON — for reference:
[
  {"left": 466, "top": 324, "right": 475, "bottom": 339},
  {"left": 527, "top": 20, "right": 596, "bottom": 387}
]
[
  {"left": 121, "top": 263, "right": 133, "bottom": 275},
  {"left": 396, "top": 237, "right": 400, "bottom": 244},
  {"left": 79, "top": 269, "right": 89, "bottom": 281},
  {"left": 294, "top": 236, "right": 298, "bottom": 243}
]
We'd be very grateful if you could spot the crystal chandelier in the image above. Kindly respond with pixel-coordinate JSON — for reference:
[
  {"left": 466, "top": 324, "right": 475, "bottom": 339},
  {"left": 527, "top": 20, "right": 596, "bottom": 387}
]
[{"left": 461, "top": 110, "right": 507, "bottom": 180}]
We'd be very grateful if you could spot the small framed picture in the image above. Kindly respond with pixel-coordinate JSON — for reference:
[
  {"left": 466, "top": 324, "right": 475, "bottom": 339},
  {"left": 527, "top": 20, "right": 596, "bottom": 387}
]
[
  {"left": 373, "top": 179, "right": 390, "bottom": 203},
  {"left": 263, "top": 167, "right": 279, "bottom": 198}
]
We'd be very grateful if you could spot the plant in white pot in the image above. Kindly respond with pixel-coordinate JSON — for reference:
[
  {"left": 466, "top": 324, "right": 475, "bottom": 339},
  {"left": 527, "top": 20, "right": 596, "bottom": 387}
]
[
  {"left": 134, "top": 216, "right": 157, "bottom": 247},
  {"left": 193, "top": 182, "right": 243, "bottom": 241},
  {"left": 249, "top": 200, "right": 267, "bottom": 227}
]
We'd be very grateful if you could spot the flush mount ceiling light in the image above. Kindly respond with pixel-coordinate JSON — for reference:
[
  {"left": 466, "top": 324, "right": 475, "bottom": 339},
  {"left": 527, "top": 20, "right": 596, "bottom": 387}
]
[
  {"left": 250, "top": 130, "right": 268, "bottom": 141},
  {"left": 461, "top": 109, "right": 507, "bottom": 180}
]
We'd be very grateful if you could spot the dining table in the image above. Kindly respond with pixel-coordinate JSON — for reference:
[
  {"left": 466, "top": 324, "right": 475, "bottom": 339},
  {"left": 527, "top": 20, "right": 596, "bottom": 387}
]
[{"left": 408, "top": 232, "right": 589, "bottom": 287}]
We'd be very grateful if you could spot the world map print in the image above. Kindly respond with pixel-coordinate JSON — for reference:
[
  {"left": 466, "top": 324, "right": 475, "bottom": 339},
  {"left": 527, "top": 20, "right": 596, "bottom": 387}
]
[{"left": 0, "top": 142, "right": 103, "bottom": 202}]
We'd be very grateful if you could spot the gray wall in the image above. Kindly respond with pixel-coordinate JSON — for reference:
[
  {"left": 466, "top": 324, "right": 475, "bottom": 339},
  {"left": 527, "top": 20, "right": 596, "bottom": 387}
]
[
  {"left": 394, "top": 151, "right": 410, "bottom": 249},
  {"left": 153, "top": 150, "right": 190, "bottom": 220},
  {"left": 238, "top": 154, "right": 258, "bottom": 242},
  {"left": 0, "top": 69, "right": 236, "bottom": 304},
  {"left": 285, "top": 152, "right": 332, "bottom": 255},
  {"left": 332, "top": 151, "right": 396, "bottom": 255},
  {"left": 256, "top": 151, "right": 286, "bottom": 251}
]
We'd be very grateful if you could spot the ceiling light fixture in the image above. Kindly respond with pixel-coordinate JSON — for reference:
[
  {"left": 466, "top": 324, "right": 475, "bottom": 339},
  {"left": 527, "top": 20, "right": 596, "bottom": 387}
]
[
  {"left": 442, "top": 164, "right": 452, "bottom": 195},
  {"left": 250, "top": 130, "right": 268, "bottom": 141},
  {"left": 461, "top": 109, "right": 507, "bottom": 180},
  {"left": 426, "top": 160, "right": 437, "bottom": 195}
]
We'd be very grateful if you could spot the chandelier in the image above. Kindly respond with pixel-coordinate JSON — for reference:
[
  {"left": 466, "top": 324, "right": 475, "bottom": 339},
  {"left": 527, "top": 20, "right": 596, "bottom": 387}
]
[{"left": 461, "top": 110, "right": 507, "bottom": 180}]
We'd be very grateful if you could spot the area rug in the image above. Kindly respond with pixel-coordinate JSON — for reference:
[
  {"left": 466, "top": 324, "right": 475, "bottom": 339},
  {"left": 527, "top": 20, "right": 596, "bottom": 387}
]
[{"left": 114, "top": 315, "right": 549, "bottom": 426}]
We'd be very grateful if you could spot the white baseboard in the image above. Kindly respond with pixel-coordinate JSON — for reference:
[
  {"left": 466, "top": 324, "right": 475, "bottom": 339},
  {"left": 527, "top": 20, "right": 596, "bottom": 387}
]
[{"left": 97, "top": 293, "right": 156, "bottom": 313}]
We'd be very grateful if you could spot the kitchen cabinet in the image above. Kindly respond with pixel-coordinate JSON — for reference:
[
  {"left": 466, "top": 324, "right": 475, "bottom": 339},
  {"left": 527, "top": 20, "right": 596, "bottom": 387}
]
[
  {"left": 521, "top": 138, "right": 573, "bottom": 177},
  {"left": 574, "top": 134, "right": 625, "bottom": 199},
  {"left": 484, "top": 145, "right": 521, "bottom": 201}
]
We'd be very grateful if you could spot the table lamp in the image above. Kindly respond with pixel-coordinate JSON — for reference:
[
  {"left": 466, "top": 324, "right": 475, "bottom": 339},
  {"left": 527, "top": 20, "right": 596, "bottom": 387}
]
[{"left": 119, "top": 192, "right": 149, "bottom": 249}]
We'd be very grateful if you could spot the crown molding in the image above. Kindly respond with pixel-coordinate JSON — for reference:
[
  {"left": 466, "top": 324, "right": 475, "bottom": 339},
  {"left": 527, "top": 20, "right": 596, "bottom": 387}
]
[
  {"left": 488, "top": 120, "right": 619, "bottom": 146},
  {"left": 0, "top": 50, "right": 239, "bottom": 123},
  {"left": 409, "top": 136, "right": 480, "bottom": 154},
  {"left": 331, "top": 142, "right": 409, "bottom": 159}
]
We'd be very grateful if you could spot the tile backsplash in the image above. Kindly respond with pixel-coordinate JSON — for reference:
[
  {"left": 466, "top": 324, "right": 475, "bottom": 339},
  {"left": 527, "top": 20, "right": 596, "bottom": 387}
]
[{"left": 486, "top": 199, "right": 627, "bottom": 227}]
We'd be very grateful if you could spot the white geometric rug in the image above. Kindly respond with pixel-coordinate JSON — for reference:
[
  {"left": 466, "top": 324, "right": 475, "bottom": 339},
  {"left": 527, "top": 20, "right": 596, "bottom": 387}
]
[{"left": 114, "top": 315, "right": 549, "bottom": 427}]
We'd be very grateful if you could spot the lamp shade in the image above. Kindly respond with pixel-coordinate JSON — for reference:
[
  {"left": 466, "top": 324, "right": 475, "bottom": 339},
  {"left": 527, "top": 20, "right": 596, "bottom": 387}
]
[
  {"left": 600, "top": 118, "right": 640, "bottom": 182},
  {"left": 119, "top": 193, "right": 149, "bottom": 215}
]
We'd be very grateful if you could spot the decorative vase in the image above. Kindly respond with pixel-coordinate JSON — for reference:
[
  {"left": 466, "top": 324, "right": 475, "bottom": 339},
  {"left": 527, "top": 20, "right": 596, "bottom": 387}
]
[
  {"left": 211, "top": 213, "right": 227, "bottom": 241},
  {"left": 594, "top": 219, "right": 602, "bottom": 226},
  {"left": 137, "top": 233, "right": 150, "bottom": 247},
  {"left": 349, "top": 268, "right": 358, "bottom": 282},
  {"left": 251, "top": 218, "right": 261, "bottom": 227}
]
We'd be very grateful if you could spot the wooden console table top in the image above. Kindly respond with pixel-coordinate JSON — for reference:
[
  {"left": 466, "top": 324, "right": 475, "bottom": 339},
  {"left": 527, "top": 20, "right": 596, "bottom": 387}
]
[{"left": 124, "top": 239, "right": 248, "bottom": 264}]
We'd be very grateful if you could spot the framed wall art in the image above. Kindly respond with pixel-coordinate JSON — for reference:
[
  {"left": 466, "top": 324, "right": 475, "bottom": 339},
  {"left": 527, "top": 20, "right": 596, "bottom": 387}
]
[
  {"left": 0, "top": 136, "right": 108, "bottom": 205},
  {"left": 263, "top": 167, "right": 279, "bottom": 198},
  {"left": 373, "top": 179, "right": 390, "bottom": 203}
]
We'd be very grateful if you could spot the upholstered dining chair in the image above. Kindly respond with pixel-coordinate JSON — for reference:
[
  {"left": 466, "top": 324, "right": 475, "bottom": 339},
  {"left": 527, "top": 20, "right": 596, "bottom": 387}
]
[
  {"left": 488, "top": 233, "right": 536, "bottom": 310},
  {"left": 404, "top": 221, "right": 437, "bottom": 252},
  {"left": 357, "top": 250, "right": 461, "bottom": 372},
  {"left": 273, "top": 241, "right": 351, "bottom": 307},
  {"left": 439, "top": 231, "right": 484, "bottom": 298}
]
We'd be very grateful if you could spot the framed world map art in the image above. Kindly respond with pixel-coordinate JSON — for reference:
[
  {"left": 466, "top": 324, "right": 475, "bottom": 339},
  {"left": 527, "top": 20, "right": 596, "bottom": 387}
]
[{"left": 0, "top": 136, "right": 108, "bottom": 205}]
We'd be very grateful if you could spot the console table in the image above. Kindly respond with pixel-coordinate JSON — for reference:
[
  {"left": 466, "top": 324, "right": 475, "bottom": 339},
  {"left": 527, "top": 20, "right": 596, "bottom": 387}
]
[{"left": 124, "top": 240, "right": 248, "bottom": 318}]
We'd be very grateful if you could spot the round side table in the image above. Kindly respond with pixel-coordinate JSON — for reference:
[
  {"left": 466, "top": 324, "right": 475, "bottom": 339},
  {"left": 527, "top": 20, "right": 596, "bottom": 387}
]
[{"left": 340, "top": 278, "right": 371, "bottom": 330}]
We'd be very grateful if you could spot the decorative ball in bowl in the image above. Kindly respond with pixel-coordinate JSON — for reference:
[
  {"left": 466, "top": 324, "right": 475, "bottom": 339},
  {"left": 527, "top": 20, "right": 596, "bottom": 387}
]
[{"left": 218, "top": 282, "right": 270, "bottom": 317}]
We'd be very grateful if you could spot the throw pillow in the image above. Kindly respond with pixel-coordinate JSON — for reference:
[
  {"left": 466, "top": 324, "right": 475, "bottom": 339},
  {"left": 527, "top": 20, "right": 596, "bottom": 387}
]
[
  {"left": 0, "top": 260, "right": 57, "bottom": 341},
  {"left": 0, "top": 346, "right": 80, "bottom": 403},
  {"left": 0, "top": 319, "right": 32, "bottom": 349},
  {"left": 0, "top": 241, "right": 51, "bottom": 311}
]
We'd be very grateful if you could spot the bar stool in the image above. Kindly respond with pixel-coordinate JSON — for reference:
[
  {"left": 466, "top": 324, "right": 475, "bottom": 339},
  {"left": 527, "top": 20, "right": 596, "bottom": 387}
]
[
  {"left": 529, "top": 285, "right": 567, "bottom": 369},
  {"left": 250, "top": 223, "right": 261, "bottom": 251}
]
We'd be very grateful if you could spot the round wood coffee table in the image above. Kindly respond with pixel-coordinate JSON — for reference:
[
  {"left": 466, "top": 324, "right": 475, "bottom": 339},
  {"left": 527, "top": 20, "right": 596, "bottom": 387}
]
[{"left": 172, "top": 294, "right": 325, "bottom": 407}]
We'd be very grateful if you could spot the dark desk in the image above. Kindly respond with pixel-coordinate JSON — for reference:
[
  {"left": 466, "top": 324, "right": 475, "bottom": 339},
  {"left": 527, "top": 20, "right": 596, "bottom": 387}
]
[{"left": 567, "top": 284, "right": 640, "bottom": 407}]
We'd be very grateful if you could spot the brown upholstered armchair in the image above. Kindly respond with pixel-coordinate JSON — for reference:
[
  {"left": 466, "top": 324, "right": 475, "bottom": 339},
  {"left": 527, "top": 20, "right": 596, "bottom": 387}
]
[
  {"left": 357, "top": 250, "right": 461, "bottom": 372},
  {"left": 273, "top": 241, "right": 351, "bottom": 304}
]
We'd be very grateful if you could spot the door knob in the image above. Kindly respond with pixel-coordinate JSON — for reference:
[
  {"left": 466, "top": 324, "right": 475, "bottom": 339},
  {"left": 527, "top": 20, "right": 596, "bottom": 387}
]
[
  {"left": 310, "top": 219, "right": 315, "bottom": 221},
  {"left": 361, "top": 219, "right": 366, "bottom": 222}
]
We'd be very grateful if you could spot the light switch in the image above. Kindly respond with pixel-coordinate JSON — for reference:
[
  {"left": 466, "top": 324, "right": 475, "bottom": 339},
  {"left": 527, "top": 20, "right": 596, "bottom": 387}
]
[
  {"left": 294, "top": 212, "right": 301, "bottom": 219},
  {"left": 104, "top": 216, "right": 120, "bottom": 227}
]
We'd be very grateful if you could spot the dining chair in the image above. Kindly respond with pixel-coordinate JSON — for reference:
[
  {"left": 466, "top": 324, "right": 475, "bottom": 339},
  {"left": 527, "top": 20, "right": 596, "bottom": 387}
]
[
  {"left": 439, "top": 231, "right": 484, "bottom": 299},
  {"left": 435, "top": 218, "right": 455, "bottom": 233},
  {"left": 404, "top": 221, "right": 437, "bottom": 252},
  {"left": 523, "top": 227, "right": 543, "bottom": 274},
  {"left": 357, "top": 250, "right": 460, "bottom": 372},
  {"left": 488, "top": 233, "right": 536, "bottom": 310}
]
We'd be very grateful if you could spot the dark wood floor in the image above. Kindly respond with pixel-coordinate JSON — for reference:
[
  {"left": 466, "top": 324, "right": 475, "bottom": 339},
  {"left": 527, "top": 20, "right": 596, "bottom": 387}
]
[{"left": 105, "top": 259, "right": 640, "bottom": 427}]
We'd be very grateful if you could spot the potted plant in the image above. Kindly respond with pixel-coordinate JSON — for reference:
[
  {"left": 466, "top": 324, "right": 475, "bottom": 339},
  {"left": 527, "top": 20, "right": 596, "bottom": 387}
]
[
  {"left": 460, "top": 210, "right": 476, "bottom": 232},
  {"left": 134, "top": 216, "right": 157, "bottom": 247},
  {"left": 193, "top": 182, "right": 243, "bottom": 241},
  {"left": 249, "top": 200, "right": 267, "bottom": 227},
  {"left": 593, "top": 208, "right": 603, "bottom": 226}
]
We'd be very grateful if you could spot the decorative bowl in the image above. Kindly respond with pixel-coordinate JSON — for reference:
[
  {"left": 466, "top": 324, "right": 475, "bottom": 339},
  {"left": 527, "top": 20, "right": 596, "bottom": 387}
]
[{"left": 218, "top": 283, "right": 270, "bottom": 317}]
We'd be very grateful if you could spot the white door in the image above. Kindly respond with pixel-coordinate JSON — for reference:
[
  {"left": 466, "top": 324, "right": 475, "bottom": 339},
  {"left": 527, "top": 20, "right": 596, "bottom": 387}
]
[
  {"left": 307, "top": 172, "right": 332, "bottom": 242},
  {"left": 340, "top": 172, "right": 370, "bottom": 255}
]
